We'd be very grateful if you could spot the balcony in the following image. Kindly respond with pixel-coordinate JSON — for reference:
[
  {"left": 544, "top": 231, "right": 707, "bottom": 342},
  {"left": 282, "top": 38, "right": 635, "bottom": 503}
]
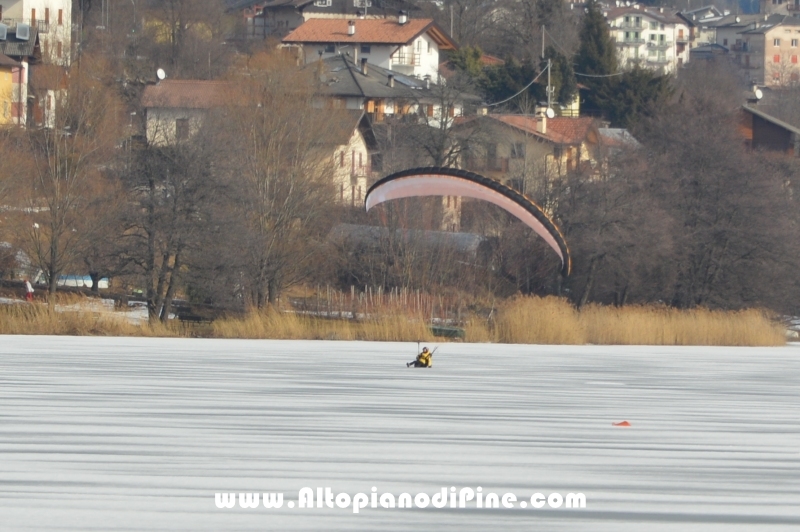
[
  {"left": 732, "top": 42, "right": 749, "bottom": 52},
  {"left": 616, "top": 21, "right": 644, "bottom": 30},
  {"left": 676, "top": 35, "right": 690, "bottom": 43},
  {"left": 647, "top": 40, "right": 673, "bottom": 49},
  {"left": 390, "top": 52, "right": 421, "bottom": 75},
  {"left": 0, "top": 18, "right": 49, "bottom": 33},
  {"left": 646, "top": 56, "right": 670, "bottom": 64},
  {"left": 617, "top": 38, "right": 645, "bottom": 47}
]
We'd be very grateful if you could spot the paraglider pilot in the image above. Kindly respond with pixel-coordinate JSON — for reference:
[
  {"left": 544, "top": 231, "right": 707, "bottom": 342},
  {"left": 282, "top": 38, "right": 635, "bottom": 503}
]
[{"left": 407, "top": 347, "right": 432, "bottom": 368}]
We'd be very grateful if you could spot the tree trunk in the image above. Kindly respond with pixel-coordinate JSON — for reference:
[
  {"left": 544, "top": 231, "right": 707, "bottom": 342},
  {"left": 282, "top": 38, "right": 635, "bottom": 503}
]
[
  {"left": 160, "top": 251, "right": 182, "bottom": 322},
  {"left": 89, "top": 272, "right": 101, "bottom": 294},
  {"left": 577, "top": 258, "right": 597, "bottom": 309}
]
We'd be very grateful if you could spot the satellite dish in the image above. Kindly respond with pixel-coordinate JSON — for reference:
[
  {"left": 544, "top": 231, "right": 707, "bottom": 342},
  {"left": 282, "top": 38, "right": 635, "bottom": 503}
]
[
  {"left": 545, "top": 108, "right": 555, "bottom": 119},
  {"left": 156, "top": 68, "right": 166, "bottom": 81},
  {"left": 755, "top": 88, "right": 763, "bottom": 100}
]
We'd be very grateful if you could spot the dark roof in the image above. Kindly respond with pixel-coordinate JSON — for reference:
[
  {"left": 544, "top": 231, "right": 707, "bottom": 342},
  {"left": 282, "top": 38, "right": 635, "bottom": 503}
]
[
  {"left": 740, "top": 14, "right": 800, "bottom": 34},
  {"left": 743, "top": 104, "right": 800, "bottom": 135},
  {"left": 309, "top": 55, "right": 480, "bottom": 101},
  {"left": 0, "top": 27, "right": 39, "bottom": 58},
  {"left": 229, "top": 0, "right": 420, "bottom": 15},
  {"left": 0, "top": 52, "right": 20, "bottom": 67}
]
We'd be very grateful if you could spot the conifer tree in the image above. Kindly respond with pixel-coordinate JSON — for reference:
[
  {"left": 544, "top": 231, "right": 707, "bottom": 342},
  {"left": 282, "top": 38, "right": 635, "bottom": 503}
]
[{"left": 575, "top": 0, "right": 618, "bottom": 112}]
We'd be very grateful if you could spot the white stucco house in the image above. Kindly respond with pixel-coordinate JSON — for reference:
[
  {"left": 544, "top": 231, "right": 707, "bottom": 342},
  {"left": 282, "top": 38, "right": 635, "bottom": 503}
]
[
  {"left": 604, "top": 4, "right": 691, "bottom": 73},
  {"left": 0, "top": 0, "right": 72, "bottom": 65},
  {"left": 282, "top": 16, "right": 457, "bottom": 81}
]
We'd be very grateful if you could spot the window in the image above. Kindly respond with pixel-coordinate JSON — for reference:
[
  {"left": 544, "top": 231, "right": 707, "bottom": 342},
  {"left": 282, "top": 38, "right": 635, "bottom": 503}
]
[
  {"left": 31, "top": 8, "right": 35, "bottom": 21},
  {"left": 45, "top": 8, "right": 49, "bottom": 24},
  {"left": 371, "top": 153, "right": 382, "bottom": 172},
  {"left": 339, "top": 151, "right": 344, "bottom": 167},
  {"left": 624, "top": 16, "right": 630, "bottom": 24},
  {"left": 361, "top": 44, "right": 370, "bottom": 54},
  {"left": 358, "top": 152, "right": 363, "bottom": 167},
  {"left": 650, "top": 34, "right": 656, "bottom": 41},
  {"left": 510, "top": 142, "right": 525, "bottom": 159},
  {"left": 774, "top": 38, "right": 781, "bottom": 46},
  {"left": 57, "top": 41, "right": 62, "bottom": 58},
  {"left": 324, "top": 44, "right": 335, "bottom": 53},
  {"left": 650, "top": 21, "right": 657, "bottom": 30},
  {"left": 775, "top": 54, "right": 781, "bottom": 63},
  {"left": 176, "top": 119, "right": 189, "bottom": 141},
  {"left": 660, "top": 23, "right": 664, "bottom": 30},
  {"left": 428, "top": 41, "right": 432, "bottom": 53},
  {"left": 793, "top": 39, "right": 798, "bottom": 47},
  {"left": 353, "top": 0, "right": 372, "bottom": 6},
  {"left": 314, "top": 0, "right": 331, "bottom": 5},
  {"left": 723, "top": 38, "right": 728, "bottom": 46},
  {"left": 793, "top": 55, "right": 798, "bottom": 63},
  {"left": 634, "top": 16, "right": 641, "bottom": 27},
  {"left": 58, "top": 9, "right": 63, "bottom": 25}
]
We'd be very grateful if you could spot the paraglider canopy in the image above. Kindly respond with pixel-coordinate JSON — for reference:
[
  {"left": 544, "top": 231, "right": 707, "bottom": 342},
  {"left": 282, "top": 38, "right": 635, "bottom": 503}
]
[{"left": 365, "top": 167, "right": 571, "bottom": 275}]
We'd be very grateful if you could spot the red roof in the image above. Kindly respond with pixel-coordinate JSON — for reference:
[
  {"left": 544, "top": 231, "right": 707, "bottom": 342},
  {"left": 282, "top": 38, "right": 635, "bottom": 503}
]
[
  {"left": 141, "top": 80, "right": 236, "bottom": 109},
  {"left": 547, "top": 117, "right": 596, "bottom": 144},
  {"left": 491, "top": 115, "right": 596, "bottom": 144},
  {"left": 481, "top": 54, "right": 504, "bottom": 66},
  {"left": 283, "top": 18, "right": 456, "bottom": 49}
]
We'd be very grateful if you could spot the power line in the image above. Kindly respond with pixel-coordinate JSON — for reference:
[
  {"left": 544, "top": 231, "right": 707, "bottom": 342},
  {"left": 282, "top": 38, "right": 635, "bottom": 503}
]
[
  {"left": 485, "top": 66, "right": 548, "bottom": 107},
  {"left": 574, "top": 71, "right": 626, "bottom": 78}
]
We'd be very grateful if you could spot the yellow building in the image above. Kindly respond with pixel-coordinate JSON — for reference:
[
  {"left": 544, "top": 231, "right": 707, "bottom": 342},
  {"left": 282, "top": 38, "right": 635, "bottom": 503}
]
[{"left": 0, "top": 52, "right": 20, "bottom": 125}]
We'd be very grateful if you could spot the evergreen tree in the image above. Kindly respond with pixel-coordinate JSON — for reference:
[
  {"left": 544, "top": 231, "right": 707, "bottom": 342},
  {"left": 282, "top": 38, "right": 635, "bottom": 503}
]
[
  {"left": 607, "top": 66, "right": 672, "bottom": 128},
  {"left": 575, "top": 0, "right": 618, "bottom": 112},
  {"left": 542, "top": 46, "right": 578, "bottom": 107}
]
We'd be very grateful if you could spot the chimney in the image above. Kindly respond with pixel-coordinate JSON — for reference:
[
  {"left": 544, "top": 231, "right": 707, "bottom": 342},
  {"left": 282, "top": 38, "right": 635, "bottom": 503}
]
[
  {"left": 361, "top": 57, "right": 368, "bottom": 75},
  {"left": 348, "top": 20, "right": 355, "bottom": 36},
  {"left": 535, "top": 106, "right": 548, "bottom": 135},
  {"left": 398, "top": 10, "right": 408, "bottom": 25},
  {"left": 659, "top": 7, "right": 663, "bottom": 13},
  {"left": 425, "top": 75, "right": 430, "bottom": 89},
  {"left": 388, "top": 73, "right": 394, "bottom": 87}
]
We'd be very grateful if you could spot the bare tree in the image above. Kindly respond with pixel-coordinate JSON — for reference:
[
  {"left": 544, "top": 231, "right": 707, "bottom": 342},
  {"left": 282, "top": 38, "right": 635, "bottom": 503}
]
[{"left": 23, "top": 55, "right": 121, "bottom": 293}]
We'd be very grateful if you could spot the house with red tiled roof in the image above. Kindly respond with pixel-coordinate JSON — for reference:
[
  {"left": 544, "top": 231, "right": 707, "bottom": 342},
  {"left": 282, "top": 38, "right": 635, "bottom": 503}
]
[
  {"left": 230, "top": 0, "right": 420, "bottom": 40},
  {"left": 283, "top": 16, "right": 456, "bottom": 80},
  {"left": 456, "top": 111, "right": 604, "bottom": 192},
  {"left": 141, "top": 80, "right": 237, "bottom": 145}
]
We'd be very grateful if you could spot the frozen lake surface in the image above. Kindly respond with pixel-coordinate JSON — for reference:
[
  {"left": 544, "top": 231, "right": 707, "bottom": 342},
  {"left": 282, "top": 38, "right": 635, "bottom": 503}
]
[{"left": 0, "top": 336, "right": 798, "bottom": 531}]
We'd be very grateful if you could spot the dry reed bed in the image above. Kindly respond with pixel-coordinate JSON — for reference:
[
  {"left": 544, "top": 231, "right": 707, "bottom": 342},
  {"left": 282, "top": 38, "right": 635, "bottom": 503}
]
[
  {"left": 0, "top": 295, "right": 786, "bottom": 346},
  {"left": 496, "top": 297, "right": 786, "bottom": 347}
]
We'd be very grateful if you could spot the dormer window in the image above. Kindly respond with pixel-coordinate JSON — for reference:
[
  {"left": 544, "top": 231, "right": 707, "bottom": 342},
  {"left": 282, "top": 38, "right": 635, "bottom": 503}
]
[{"left": 314, "top": 0, "right": 332, "bottom": 6}]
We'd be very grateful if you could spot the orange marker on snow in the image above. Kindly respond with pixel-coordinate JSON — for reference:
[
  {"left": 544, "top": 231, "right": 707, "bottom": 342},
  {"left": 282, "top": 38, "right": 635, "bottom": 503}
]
[{"left": 612, "top": 421, "right": 631, "bottom": 427}]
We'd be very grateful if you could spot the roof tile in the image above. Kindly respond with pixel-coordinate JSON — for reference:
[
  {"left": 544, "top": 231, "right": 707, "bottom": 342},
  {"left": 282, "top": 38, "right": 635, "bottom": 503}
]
[
  {"left": 283, "top": 18, "right": 433, "bottom": 45},
  {"left": 141, "top": 80, "right": 236, "bottom": 109}
]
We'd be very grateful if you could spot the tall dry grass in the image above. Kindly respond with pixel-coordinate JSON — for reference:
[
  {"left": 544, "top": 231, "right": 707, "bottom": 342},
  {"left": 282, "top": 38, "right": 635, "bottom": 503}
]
[
  {"left": 0, "top": 294, "right": 785, "bottom": 346},
  {"left": 211, "top": 310, "right": 435, "bottom": 342},
  {"left": 0, "top": 298, "right": 181, "bottom": 337},
  {"left": 492, "top": 296, "right": 785, "bottom": 346}
]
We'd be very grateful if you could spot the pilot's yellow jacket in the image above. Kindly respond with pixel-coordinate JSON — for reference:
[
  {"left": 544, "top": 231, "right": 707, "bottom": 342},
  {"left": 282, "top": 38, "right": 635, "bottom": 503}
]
[{"left": 417, "top": 351, "right": 432, "bottom": 367}]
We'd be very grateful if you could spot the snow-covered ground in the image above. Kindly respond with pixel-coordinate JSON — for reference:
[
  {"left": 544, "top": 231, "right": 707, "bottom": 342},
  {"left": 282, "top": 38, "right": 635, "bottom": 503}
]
[{"left": 0, "top": 337, "right": 797, "bottom": 531}]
